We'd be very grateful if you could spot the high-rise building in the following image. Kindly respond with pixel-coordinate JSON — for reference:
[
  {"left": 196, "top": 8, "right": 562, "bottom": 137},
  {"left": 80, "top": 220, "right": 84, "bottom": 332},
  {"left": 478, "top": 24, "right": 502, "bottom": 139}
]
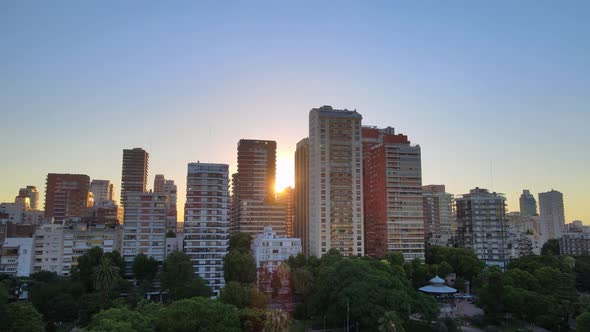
[
  {"left": 277, "top": 187, "right": 294, "bottom": 238},
  {"left": 362, "top": 126, "right": 424, "bottom": 260},
  {"left": 519, "top": 190, "right": 537, "bottom": 217},
  {"left": 236, "top": 200, "right": 287, "bottom": 237},
  {"left": 232, "top": 139, "right": 285, "bottom": 237},
  {"left": 152, "top": 174, "right": 178, "bottom": 232},
  {"left": 538, "top": 190, "right": 565, "bottom": 243},
  {"left": 122, "top": 192, "right": 167, "bottom": 264},
  {"left": 294, "top": 138, "right": 310, "bottom": 255},
  {"left": 90, "top": 180, "right": 115, "bottom": 207},
  {"left": 17, "top": 186, "right": 39, "bottom": 210},
  {"left": 45, "top": 174, "right": 91, "bottom": 222},
  {"left": 153, "top": 174, "right": 166, "bottom": 193},
  {"left": 235, "top": 139, "right": 277, "bottom": 202},
  {"left": 309, "top": 106, "right": 364, "bottom": 257},
  {"left": 120, "top": 148, "right": 149, "bottom": 209},
  {"left": 184, "top": 163, "right": 229, "bottom": 295},
  {"left": 456, "top": 187, "right": 508, "bottom": 268},
  {"left": 423, "top": 185, "right": 454, "bottom": 247}
]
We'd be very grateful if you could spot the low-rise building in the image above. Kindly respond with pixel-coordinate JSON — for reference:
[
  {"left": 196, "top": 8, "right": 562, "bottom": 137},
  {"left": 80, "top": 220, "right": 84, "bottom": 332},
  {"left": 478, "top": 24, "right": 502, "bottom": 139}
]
[
  {"left": 252, "top": 226, "right": 301, "bottom": 273},
  {"left": 0, "top": 238, "right": 33, "bottom": 276}
]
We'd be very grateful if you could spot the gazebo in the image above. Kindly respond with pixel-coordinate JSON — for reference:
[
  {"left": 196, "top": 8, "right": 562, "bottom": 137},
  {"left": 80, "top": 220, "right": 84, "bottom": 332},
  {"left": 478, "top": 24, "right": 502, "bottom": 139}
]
[{"left": 419, "top": 276, "right": 457, "bottom": 295}]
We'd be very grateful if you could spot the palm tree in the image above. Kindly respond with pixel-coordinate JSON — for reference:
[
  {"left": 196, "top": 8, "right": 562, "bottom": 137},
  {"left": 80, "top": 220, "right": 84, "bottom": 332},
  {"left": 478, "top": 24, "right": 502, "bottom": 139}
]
[
  {"left": 92, "top": 257, "right": 120, "bottom": 307},
  {"left": 378, "top": 311, "right": 405, "bottom": 332},
  {"left": 263, "top": 309, "right": 291, "bottom": 332}
]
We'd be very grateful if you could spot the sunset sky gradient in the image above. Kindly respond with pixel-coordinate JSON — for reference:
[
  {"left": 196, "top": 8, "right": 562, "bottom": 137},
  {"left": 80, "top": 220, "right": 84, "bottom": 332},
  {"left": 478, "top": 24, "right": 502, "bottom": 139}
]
[{"left": 1, "top": 1, "right": 588, "bottom": 222}]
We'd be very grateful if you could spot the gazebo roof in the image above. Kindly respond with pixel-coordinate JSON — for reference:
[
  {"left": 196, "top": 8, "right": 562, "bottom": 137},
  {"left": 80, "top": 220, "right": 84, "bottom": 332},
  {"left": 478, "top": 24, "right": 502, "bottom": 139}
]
[{"left": 419, "top": 275, "right": 457, "bottom": 294}]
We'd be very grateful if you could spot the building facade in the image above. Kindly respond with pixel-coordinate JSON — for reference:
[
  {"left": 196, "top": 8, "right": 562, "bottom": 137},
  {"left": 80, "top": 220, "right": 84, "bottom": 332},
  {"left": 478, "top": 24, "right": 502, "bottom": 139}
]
[
  {"left": 538, "top": 190, "right": 565, "bottom": 244},
  {"left": 236, "top": 200, "right": 287, "bottom": 237},
  {"left": 0, "top": 238, "right": 33, "bottom": 276},
  {"left": 90, "top": 180, "right": 115, "bottom": 207},
  {"left": 456, "top": 188, "right": 509, "bottom": 268},
  {"left": 120, "top": 148, "right": 149, "bottom": 209},
  {"left": 252, "top": 226, "right": 302, "bottom": 272},
  {"left": 362, "top": 126, "right": 424, "bottom": 260},
  {"left": 17, "top": 186, "right": 39, "bottom": 211},
  {"left": 45, "top": 173, "right": 91, "bottom": 222},
  {"left": 122, "top": 192, "right": 167, "bottom": 265},
  {"left": 277, "top": 187, "right": 294, "bottom": 238},
  {"left": 423, "top": 185, "right": 454, "bottom": 247},
  {"left": 294, "top": 138, "right": 309, "bottom": 255},
  {"left": 519, "top": 190, "right": 537, "bottom": 218},
  {"left": 309, "top": 106, "right": 364, "bottom": 257},
  {"left": 183, "top": 163, "right": 230, "bottom": 295}
]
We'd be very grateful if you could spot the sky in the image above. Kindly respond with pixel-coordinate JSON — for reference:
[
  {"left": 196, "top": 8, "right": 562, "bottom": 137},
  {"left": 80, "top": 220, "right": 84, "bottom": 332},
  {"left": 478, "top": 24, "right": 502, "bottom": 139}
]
[{"left": 1, "top": 1, "right": 589, "bottom": 223}]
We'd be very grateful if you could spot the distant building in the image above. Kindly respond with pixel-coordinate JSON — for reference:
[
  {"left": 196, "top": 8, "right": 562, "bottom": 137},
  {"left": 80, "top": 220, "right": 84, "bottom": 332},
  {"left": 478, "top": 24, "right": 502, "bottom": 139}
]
[
  {"left": 234, "top": 139, "right": 277, "bottom": 202},
  {"left": 45, "top": 173, "right": 91, "bottom": 222},
  {"left": 0, "top": 238, "right": 33, "bottom": 276},
  {"left": 120, "top": 148, "right": 149, "bottom": 209},
  {"left": 122, "top": 192, "right": 167, "bottom": 265},
  {"left": 184, "top": 163, "right": 229, "bottom": 295},
  {"left": 17, "top": 186, "right": 39, "bottom": 210},
  {"left": 0, "top": 203, "right": 25, "bottom": 223},
  {"left": 153, "top": 174, "right": 166, "bottom": 194},
  {"left": 90, "top": 180, "right": 116, "bottom": 207},
  {"left": 519, "top": 190, "right": 537, "bottom": 218},
  {"left": 152, "top": 174, "right": 178, "bottom": 232},
  {"left": 236, "top": 200, "right": 287, "bottom": 237},
  {"left": 277, "top": 187, "right": 294, "bottom": 238},
  {"left": 294, "top": 138, "right": 309, "bottom": 255},
  {"left": 538, "top": 190, "right": 565, "bottom": 243},
  {"left": 252, "top": 226, "right": 302, "bottom": 273},
  {"left": 423, "top": 185, "right": 454, "bottom": 247},
  {"left": 456, "top": 188, "right": 509, "bottom": 268},
  {"left": 309, "top": 106, "right": 364, "bottom": 257},
  {"left": 560, "top": 220, "right": 590, "bottom": 255},
  {"left": 362, "top": 126, "right": 423, "bottom": 260}
]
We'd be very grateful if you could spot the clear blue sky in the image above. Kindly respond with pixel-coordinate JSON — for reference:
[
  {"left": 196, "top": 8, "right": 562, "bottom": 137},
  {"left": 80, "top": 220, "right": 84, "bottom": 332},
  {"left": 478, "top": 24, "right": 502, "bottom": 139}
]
[{"left": 1, "top": 1, "right": 588, "bottom": 222}]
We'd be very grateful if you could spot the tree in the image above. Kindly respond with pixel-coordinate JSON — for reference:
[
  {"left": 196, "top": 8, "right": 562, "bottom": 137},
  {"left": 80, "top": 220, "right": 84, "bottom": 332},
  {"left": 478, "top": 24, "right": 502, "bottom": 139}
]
[
  {"left": 75, "top": 246, "right": 105, "bottom": 290},
  {"left": 385, "top": 252, "right": 405, "bottom": 267},
  {"left": 161, "top": 251, "right": 212, "bottom": 300},
  {"left": 378, "top": 311, "right": 405, "bottom": 332},
  {"left": 541, "top": 239, "right": 560, "bottom": 256},
  {"left": 166, "top": 230, "right": 176, "bottom": 238},
  {"left": 223, "top": 250, "right": 257, "bottom": 284},
  {"left": 132, "top": 253, "right": 159, "bottom": 283},
  {"left": 576, "top": 311, "right": 590, "bottom": 332},
  {"left": 156, "top": 297, "right": 240, "bottom": 332},
  {"left": 220, "top": 282, "right": 268, "bottom": 308},
  {"left": 239, "top": 308, "right": 266, "bottom": 332},
  {"left": 438, "top": 261, "right": 453, "bottom": 278},
  {"left": 270, "top": 270, "right": 282, "bottom": 297},
  {"left": 5, "top": 301, "right": 45, "bottom": 332},
  {"left": 229, "top": 232, "right": 253, "bottom": 253},
  {"left": 88, "top": 307, "right": 154, "bottom": 332},
  {"left": 93, "top": 256, "right": 121, "bottom": 306},
  {"left": 477, "top": 267, "right": 505, "bottom": 323},
  {"left": 263, "top": 309, "right": 291, "bottom": 332}
]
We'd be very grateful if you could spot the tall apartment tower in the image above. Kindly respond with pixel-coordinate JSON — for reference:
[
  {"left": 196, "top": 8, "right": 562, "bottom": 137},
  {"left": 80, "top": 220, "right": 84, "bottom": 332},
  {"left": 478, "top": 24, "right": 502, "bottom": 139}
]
[
  {"left": 519, "top": 190, "right": 538, "bottom": 217},
  {"left": 120, "top": 148, "right": 149, "bottom": 209},
  {"left": 277, "top": 187, "right": 295, "bottom": 238},
  {"left": 18, "top": 186, "right": 39, "bottom": 210},
  {"left": 423, "top": 185, "right": 454, "bottom": 247},
  {"left": 90, "top": 180, "right": 115, "bottom": 207},
  {"left": 456, "top": 187, "right": 508, "bottom": 268},
  {"left": 538, "top": 190, "right": 565, "bottom": 242},
  {"left": 45, "top": 174, "right": 91, "bottom": 222},
  {"left": 184, "top": 163, "right": 230, "bottom": 295},
  {"left": 153, "top": 174, "right": 166, "bottom": 193},
  {"left": 294, "top": 138, "right": 310, "bottom": 255},
  {"left": 153, "top": 174, "right": 178, "bottom": 232},
  {"left": 309, "top": 106, "right": 364, "bottom": 257},
  {"left": 122, "top": 192, "right": 167, "bottom": 264},
  {"left": 235, "top": 139, "right": 277, "bottom": 202},
  {"left": 362, "top": 126, "right": 424, "bottom": 260}
]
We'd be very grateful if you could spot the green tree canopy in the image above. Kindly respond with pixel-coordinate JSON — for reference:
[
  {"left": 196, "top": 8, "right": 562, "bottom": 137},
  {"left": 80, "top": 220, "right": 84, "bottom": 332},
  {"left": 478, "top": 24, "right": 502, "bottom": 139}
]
[
  {"left": 223, "top": 250, "right": 257, "bottom": 284},
  {"left": 5, "top": 301, "right": 45, "bottom": 332},
  {"left": 229, "top": 232, "right": 253, "bottom": 253},
  {"left": 156, "top": 297, "right": 240, "bottom": 332},
  {"left": 161, "top": 251, "right": 212, "bottom": 300},
  {"left": 88, "top": 307, "right": 154, "bottom": 332},
  {"left": 220, "top": 281, "right": 268, "bottom": 309},
  {"left": 576, "top": 311, "right": 590, "bottom": 332},
  {"left": 132, "top": 253, "right": 159, "bottom": 283},
  {"left": 541, "top": 239, "right": 560, "bottom": 256}
]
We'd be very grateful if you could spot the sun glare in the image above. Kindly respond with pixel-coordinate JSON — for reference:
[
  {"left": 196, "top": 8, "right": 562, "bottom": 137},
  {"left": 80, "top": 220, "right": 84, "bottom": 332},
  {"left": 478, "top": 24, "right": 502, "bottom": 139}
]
[{"left": 275, "top": 154, "right": 294, "bottom": 193}]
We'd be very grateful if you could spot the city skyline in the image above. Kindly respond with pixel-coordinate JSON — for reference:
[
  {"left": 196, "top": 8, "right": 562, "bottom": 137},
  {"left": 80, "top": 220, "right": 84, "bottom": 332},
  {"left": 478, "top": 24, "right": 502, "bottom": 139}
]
[{"left": 1, "top": 2, "right": 588, "bottom": 223}]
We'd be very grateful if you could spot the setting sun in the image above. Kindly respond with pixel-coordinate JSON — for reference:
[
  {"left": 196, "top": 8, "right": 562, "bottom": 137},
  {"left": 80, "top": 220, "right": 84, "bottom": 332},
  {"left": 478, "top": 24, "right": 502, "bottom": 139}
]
[{"left": 275, "top": 151, "right": 294, "bottom": 193}]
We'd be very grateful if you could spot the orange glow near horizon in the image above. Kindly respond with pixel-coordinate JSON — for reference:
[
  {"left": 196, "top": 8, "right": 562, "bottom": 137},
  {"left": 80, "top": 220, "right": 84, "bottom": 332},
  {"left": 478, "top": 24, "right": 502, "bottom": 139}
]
[{"left": 275, "top": 151, "right": 294, "bottom": 193}]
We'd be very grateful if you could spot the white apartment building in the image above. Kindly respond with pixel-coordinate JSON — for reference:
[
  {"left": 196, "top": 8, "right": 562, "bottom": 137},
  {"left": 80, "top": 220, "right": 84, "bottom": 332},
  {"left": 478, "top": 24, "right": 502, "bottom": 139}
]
[
  {"left": 0, "top": 238, "right": 33, "bottom": 276},
  {"left": 122, "top": 192, "right": 167, "bottom": 264},
  {"left": 252, "top": 226, "right": 302, "bottom": 272},
  {"left": 309, "top": 106, "right": 364, "bottom": 257},
  {"left": 539, "top": 190, "right": 565, "bottom": 244},
  {"left": 184, "top": 163, "right": 230, "bottom": 295}
]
